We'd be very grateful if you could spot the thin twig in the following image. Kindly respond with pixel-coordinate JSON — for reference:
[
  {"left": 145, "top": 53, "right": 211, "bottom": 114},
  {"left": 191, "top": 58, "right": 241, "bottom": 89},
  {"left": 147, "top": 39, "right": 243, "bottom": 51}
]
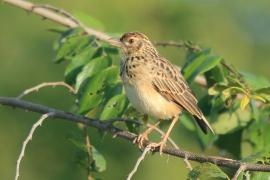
[
  {"left": 2, "top": 0, "right": 207, "bottom": 87},
  {"left": 1, "top": 97, "right": 270, "bottom": 172},
  {"left": 147, "top": 123, "right": 193, "bottom": 170},
  {"left": 126, "top": 146, "right": 151, "bottom": 180},
  {"left": 147, "top": 123, "right": 179, "bottom": 150},
  {"left": 17, "top": 81, "right": 76, "bottom": 99},
  {"left": 154, "top": 40, "right": 202, "bottom": 52},
  {"left": 3, "top": 0, "right": 266, "bottom": 108},
  {"left": 106, "top": 117, "right": 141, "bottom": 126},
  {"left": 15, "top": 112, "right": 54, "bottom": 180},
  {"left": 232, "top": 164, "right": 246, "bottom": 180},
  {"left": 3, "top": 0, "right": 112, "bottom": 43},
  {"left": 184, "top": 154, "right": 193, "bottom": 171},
  {"left": 32, "top": 4, "right": 81, "bottom": 26},
  {"left": 82, "top": 125, "right": 94, "bottom": 180},
  {"left": 108, "top": 119, "right": 191, "bottom": 170}
]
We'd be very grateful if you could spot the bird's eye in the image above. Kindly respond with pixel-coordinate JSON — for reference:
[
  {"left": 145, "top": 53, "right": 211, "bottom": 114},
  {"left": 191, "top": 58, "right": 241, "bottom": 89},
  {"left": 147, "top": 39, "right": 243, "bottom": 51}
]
[{"left": 129, "top": 38, "right": 134, "bottom": 44}]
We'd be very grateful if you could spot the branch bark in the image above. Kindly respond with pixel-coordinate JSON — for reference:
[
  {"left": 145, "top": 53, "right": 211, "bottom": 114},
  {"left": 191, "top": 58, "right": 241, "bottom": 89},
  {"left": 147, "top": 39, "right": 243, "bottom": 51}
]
[
  {"left": 1, "top": 96, "right": 270, "bottom": 172},
  {"left": 2, "top": 0, "right": 207, "bottom": 87}
]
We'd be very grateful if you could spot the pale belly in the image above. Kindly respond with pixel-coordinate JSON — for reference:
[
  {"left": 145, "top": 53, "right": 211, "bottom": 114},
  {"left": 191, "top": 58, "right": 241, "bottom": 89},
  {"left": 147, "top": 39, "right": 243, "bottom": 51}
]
[{"left": 123, "top": 82, "right": 180, "bottom": 120}]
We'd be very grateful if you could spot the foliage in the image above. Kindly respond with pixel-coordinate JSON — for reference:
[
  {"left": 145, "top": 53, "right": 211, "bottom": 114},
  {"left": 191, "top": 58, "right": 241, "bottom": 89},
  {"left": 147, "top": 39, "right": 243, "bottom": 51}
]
[
  {"left": 51, "top": 14, "right": 270, "bottom": 179},
  {"left": 187, "top": 163, "right": 229, "bottom": 180}
]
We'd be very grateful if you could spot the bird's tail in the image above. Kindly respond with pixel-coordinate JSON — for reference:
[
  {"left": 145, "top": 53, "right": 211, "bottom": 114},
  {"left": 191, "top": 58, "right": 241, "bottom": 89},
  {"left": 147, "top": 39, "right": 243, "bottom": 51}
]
[{"left": 194, "top": 115, "right": 215, "bottom": 134}]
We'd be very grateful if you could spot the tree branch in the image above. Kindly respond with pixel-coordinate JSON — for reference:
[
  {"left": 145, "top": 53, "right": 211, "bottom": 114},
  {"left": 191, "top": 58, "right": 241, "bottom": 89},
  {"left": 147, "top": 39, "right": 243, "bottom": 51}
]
[
  {"left": 127, "top": 146, "right": 151, "bottom": 180},
  {"left": 17, "top": 81, "right": 75, "bottom": 99},
  {"left": 2, "top": 0, "right": 207, "bottom": 87},
  {"left": 1, "top": 96, "right": 270, "bottom": 172},
  {"left": 15, "top": 113, "right": 53, "bottom": 180},
  {"left": 232, "top": 164, "right": 246, "bottom": 180}
]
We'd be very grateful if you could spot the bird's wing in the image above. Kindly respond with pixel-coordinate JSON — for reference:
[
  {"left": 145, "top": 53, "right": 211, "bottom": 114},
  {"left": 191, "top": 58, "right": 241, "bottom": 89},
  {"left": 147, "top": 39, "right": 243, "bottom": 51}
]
[{"left": 151, "top": 57, "right": 214, "bottom": 134}]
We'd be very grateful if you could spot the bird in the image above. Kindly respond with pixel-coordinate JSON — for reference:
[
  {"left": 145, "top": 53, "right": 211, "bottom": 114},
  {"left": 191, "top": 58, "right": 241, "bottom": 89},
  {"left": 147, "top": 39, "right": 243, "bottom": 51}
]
[{"left": 110, "top": 32, "right": 214, "bottom": 153}]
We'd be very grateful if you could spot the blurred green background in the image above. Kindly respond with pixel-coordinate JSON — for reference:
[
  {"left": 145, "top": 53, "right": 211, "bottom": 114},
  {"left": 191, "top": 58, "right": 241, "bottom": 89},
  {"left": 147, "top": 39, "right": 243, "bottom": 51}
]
[{"left": 0, "top": 0, "right": 270, "bottom": 179}]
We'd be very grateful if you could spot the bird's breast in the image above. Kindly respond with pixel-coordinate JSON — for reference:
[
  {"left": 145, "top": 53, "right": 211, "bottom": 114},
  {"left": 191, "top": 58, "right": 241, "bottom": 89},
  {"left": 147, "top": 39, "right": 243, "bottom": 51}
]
[{"left": 123, "top": 81, "right": 180, "bottom": 120}]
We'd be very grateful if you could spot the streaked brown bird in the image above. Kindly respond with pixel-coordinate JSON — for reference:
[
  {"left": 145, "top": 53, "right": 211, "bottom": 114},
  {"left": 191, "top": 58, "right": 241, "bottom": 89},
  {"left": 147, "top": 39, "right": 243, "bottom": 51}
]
[{"left": 110, "top": 32, "right": 214, "bottom": 153}]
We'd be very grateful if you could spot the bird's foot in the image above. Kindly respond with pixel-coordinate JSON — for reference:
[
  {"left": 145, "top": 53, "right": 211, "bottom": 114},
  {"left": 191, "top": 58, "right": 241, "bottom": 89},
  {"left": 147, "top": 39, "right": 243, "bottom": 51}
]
[
  {"left": 148, "top": 140, "right": 166, "bottom": 155},
  {"left": 133, "top": 133, "right": 149, "bottom": 149}
]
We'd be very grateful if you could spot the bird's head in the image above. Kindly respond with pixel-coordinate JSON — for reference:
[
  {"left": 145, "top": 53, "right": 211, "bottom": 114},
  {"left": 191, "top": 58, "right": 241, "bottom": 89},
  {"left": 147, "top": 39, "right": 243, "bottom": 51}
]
[{"left": 109, "top": 32, "right": 157, "bottom": 56}]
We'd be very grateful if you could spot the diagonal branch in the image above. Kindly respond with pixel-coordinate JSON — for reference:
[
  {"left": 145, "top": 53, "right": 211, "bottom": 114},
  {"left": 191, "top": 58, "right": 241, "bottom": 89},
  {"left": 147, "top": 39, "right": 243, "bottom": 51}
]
[
  {"left": 127, "top": 146, "right": 151, "bottom": 180},
  {"left": 1, "top": 96, "right": 270, "bottom": 172},
  {"left": 15, "top": 113, "right": 54, "bottom": 180},
  {"left": 3, "top": 0, "right": 111, "bottom": 43},
  {"left": 2, "top": 0, "right": 206, "bottom": 87}
]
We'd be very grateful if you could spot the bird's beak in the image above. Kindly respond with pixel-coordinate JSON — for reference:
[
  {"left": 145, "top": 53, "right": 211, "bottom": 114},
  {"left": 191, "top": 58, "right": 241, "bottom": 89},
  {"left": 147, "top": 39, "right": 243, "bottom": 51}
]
[{"left": 108, "top": 38, "right": 123, "bottom": 48}]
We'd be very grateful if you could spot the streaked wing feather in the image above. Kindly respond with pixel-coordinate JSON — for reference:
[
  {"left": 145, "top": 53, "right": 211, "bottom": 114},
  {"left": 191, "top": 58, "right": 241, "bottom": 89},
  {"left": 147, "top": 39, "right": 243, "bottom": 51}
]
[{"left": 152, "top": 57, "right": 214, "bottom": 133}]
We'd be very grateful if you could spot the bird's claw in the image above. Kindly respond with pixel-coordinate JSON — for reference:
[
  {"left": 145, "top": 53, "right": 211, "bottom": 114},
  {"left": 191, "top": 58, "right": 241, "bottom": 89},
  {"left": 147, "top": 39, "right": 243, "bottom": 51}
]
[
  {"left": 133, "top": 133, "right": 149, "bottom": 149},
  {"left": 147, "top": 141, "right": 166, "bottom": 155}
]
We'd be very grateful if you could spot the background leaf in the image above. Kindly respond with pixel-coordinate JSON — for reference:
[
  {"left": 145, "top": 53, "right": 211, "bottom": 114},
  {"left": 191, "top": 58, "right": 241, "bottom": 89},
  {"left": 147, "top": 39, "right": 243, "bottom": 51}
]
[
  {"left": 100, "top": 94, "right": 128, "bottom": 120},
  {"left": 182, "top": 49, "right": 222, "bottom": 82},
  {"left": 188, "top": 163, "right": 229, "bottom": 180}
]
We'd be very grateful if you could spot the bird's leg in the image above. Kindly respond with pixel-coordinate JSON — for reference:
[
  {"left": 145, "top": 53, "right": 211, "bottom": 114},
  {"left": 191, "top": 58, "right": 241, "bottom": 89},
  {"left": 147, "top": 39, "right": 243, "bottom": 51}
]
[
  {"left": 149, "top": 116, "right": 179, "bottom": 154},
  {"left": 134, "top": 121, "right": 160, "bottom": 149}
]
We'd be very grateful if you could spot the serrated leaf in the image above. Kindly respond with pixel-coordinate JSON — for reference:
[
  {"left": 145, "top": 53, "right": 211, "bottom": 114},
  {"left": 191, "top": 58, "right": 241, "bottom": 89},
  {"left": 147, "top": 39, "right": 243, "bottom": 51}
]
[
  {"left": 74, "top": 12, "right": 105, "bottom": 31},
  {"left": 92, "top": 146, "right": 106, "bottom": 172},
  {"left": 75, "top": 55, "right": 112, "bottom": 90},
  {"left": 65, "top": 46, "right": 97, "bottom": 84},
  {"left": 240, "top": 95, "right": 250, "bottom": 110},
  {"left": 188, "top": 163, "right": 229, "bottom": 180},
  {"left": 100, "top": 94, "right": 128, "bottom": 120},
  {"left": 182, "top": 49, "right": 222, "bottom": 82}
]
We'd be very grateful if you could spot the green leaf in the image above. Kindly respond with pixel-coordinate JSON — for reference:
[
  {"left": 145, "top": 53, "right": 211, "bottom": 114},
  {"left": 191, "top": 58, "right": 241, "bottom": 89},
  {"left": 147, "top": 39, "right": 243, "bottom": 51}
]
[
  {"left": 100, "top": 94, "right": 128, "bottom": 120},
  {"left": 182, "top": 49, "right": 222, "bottom": 82},
  {"left": 75, "top": 55, "right": 112, "bottom": 90},
  {"left": 77, "top": 66, "right": 119, "bottom": 114},
  {"left": 241, "top": 72, "right": 270, "bottom": 91},
  {"left": 205, "top": 64, "right": 229, "bottom": 86},
  {"left": 92, "top": 146, "right": 106, "bottom": 172},
  {"left": 215, "top": 129, "right": 242, "bottom": 158},
  {"left": 67, "top": 134, "right": 87, "bottom": 152},
  {"left": 240, "top": 95, "right": 250, "bottom": 111},
  {"left": 125, "top": 120, "right": 140, "bottom": 134},
  {"left": 222, "top": 87, "right": 246, "bottom": 100},
  {"left": 54, "top": 28, "right": 84, "bottom": 50},
  {"left": 181, "top": 113, "right": 196, "bottom": 131},
  {"left": 74, "top": 12, "right": 105, "bottom": 31},
  {"left": 251, "top": 172, "right": 270, "bottom": 180},
  {"left": 208, "top": 84, "right": 227, "bottom": 96},
  {"left": 242, "top": 151, "right": 270, "bottom": 164},
  {"left": 212, "top": 108, "right": 251, "bottom": 134},
  {"left": 55, "top": 35, "right": 93, "bottom": 62},
  {"left": 188, "top": 163, "right": 229, "bottom": 180},
  {"left": 64, "top": 46, "right": 97, "bottom": 84},
  {"left": 255, "top": 87, "right": 270, "bottom": 102},
  {"left": 241, "top": 120, "right": 270, "bottom": 157}
]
